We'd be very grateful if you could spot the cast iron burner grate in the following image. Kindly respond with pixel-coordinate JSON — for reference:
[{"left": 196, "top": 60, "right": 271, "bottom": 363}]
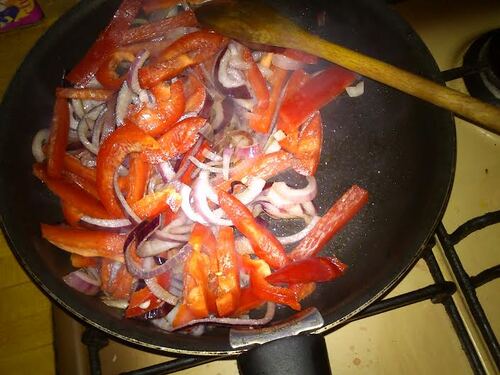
[
  {"left": 79, "top": 210, "right": 500, "bottom": 375},
  {"left": 77, "top": 58, "right": 500, "bottom": 375}
]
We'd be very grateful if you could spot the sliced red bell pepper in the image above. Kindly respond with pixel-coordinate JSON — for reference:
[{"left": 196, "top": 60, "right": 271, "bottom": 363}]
[
  {"left": 280, "top": 112, "right": 323, "bottom": 176},
  {"left": 184, "top": 73, "right": 207, "bottom": 114},
  {"left": 46, "top": 97, "right": 70, "bottom": 178},
  {"left": 95, "top": 50, "right": 136, "bottom": 90},
  {"left": 96, "top": 123, "right": 166, "bottom": 217},
  {"left": 266, "top": 256, "right": 348, "bottom": 284},
  {"left": 41, "top": 224, "right": 126, "bottom": 261},
  {"left": 156, "top": 117, "right": 207, "bottom": 159},
  {"left": 282, "top": 68, "right": 310, "bottom": 102},
  {"left": 215, "top": 227, "right": 240, "bottom": 316},
  {"left": 248, "top": 66, "right": 288, "bottom": 133},
  {"left": 125, "top": 153, "right": 150, "bottom": 205},
  {"left": 172, "top": 303, "right": 196, "bottom": 328},
  {"left": 218, "top": 190, "right": 289, "bottom": 269},
  {"left": 277, "top": 66, "right": 356, "bottom": 134},
  {"left": 290, "top": 282, "right": 316, "bottom": 302},
  {"left": 283, "top": 48, "right": 318, "bottom": 64},
  {"left": 66, "top": 0, "right": 142, "bottom": 85},
  {"left": 128, "top": 80, "right": 185, "bottom": 136},
  {"left": 243, "top": 256, "right": 300, "bottom": 310},
  {"left": 125, "top": 287, "right": 164, "bottom": 318},
  {"left": 121, "top": 10, "right": 197, "bottom": 45},
  {"left": 100, "top": 258, "right": 135, "bottom": 300},
  {"left": 34, "top": 164, "right": 111, "bottom": 219},
  {"left": 61, "top": 201, "right": 83, "bottom": 227},
  {"left": 130, "top": 185, "right": 181, "bottom": 220},
  {"left": 181, "top": 249, "right": 211, "bottom": 319},
  {"left": 290, "top": 185, "right": 369, "bottom": 261},
  {"left": 139, "top": 31, "right": 226, "bottom": 88},
  {"left": 216, "top": 150, "right": 294, "bottom": 192},
  {"left": 62, "top": 170, "right": 100, "bottom": 200},
  {"left": 70, "top": 253, "right": 99, "bottom": 268},
  {"left": 55, "top": 87, "right": 114, "bottom": 101},
  {"left": 233, "top": 287, "right": 265, "bottom": 316},
  {"left": 241, "top": 47, "right": 269, "bottom": 132},
  {"left": 63, "top": 154, "right": 97, "bottom": 182}
]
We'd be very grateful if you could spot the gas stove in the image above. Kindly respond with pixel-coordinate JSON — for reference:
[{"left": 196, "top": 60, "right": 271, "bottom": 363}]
[{"left": 54, "top": 0, "right": 500, "bottom": 374}]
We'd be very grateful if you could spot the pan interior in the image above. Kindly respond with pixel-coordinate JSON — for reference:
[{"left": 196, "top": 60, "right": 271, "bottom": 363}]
[{"left": 0, "top": 0, "right": 455, "bottom": 354}]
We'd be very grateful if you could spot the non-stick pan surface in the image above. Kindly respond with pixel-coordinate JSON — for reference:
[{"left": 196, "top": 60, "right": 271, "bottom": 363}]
[{"left": 0, "top": 0, "right": 455, "bottom": 355}]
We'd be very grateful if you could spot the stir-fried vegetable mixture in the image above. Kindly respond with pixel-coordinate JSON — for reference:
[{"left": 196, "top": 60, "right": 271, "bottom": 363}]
[{"left": 32, "top": 0, "right": 369, "bottom": 333}]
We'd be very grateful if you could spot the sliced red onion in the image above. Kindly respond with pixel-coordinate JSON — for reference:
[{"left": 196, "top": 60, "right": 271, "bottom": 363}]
[
  {"left": 63, "top": 269, "right": 100, "bottom": 295},
  {"left": 32, "top": 128, "right": 50, "bottom": 162},
  {"left": 222, "top": 148, "right": 233, "bottom": 180},
  {"left": 145, "top": 277, "right": 178, "bottom": 305},
  {"left": 210, "top": 97, "right": 234, "bottom": 132},
  {"left": 168, "top": 224, "right": 194, "bottom": 235},
  {"left": 86, "top": 103, "right": 106, "bottom": 121},
  {"left": 301, "top": 201, "right": 317, "bottom": 217},
  {"left": 272, "top": 53, "right": 304, "bottom": 70},
  {"left": 214, "top": 47, "right": 252, "bottom": 99},
  {"left": 180, "top": 184, "right": 208, "bottom": 224},
  {"left": 198, "top": 92, "right": 214, "bottom": 119},
  {"left": 80, "top": 216, "right": 132, "bottom": 230},
  {"left": 128, "top": 49, "right": 150, "bottom": 94},
  {"left": 277, "top": 216, "right": 320, "bottom": 245},
  {"left": 269, "top": 176, "right": 318, "bottom": 205},
  {"left": 154, "top": 230, "right": 190, "bottom": 242},
  {"left": 71, "top": 99, "right": 85, "bottom": 120},
  {"left": 78, "top": 118, "right": 99, "bottom": 154},
  {"left": 188, "top": 156, "right": 224, "bottom": 174},
  {"left": 202, "top": 149, "right": 222, "bottom": 162},
  {"left": 261, "top": 202, "right": 306, "bottom": 220},
  {"left": 234, "top": 144, "right": 261, "bottom": 160},
  {"left": 116, "top": 81, "right": 134, "bottom": 126},
  {"left": 235, "top": 177, "right": 266, "bottom": 205},
  {"left": 346, "top": 80, "right": 365, "bottom": 97},
  {"left": 137, "top": 238, "right": 182, "bottom": 257},
  {"left": 174, "top": 138, "right": 202, "bottom": 179},
  {"left": 99, "top": 95, "right": 117, "bottom": 143},
  {"left": 114, "top": 171, "right": 142, "bottom": 224},
  {"left": 192, "top": 172, "right": 233, "bottom": 226},
  {"left": 234, "top": 98, "right": 256, "bottom": 112},
  {"left": 157, "top": 161, "right": 176, "bottom": 182},
  {"left": 170, "top": 302, "right": 276, "bottom": 331}
]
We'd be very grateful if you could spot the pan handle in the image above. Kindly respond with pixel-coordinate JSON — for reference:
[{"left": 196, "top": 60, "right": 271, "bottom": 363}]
[{"left": 237, "top": 334, "right": 332, "bottom": 375}]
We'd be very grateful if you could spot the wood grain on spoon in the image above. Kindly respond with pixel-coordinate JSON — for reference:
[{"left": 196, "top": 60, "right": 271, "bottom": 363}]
[{"left": 194, "top": 0, "right": 500, "bottom": 134}]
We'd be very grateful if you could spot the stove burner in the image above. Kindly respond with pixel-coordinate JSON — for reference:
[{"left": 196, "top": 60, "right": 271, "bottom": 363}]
[{"left": 463, "top": 29, "right": 500, "bottom": 105}]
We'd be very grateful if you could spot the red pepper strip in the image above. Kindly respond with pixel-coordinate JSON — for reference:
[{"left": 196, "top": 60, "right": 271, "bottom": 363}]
[
  {"left": 46, "top": 97, "right": 70, "bottom": 178},
  {"left": 282, "top": 69, "right": 310, "bottom": 102},
  {"left": 280, "top": 112, "right": 323, "bottom": 176},
  {"left": 96, "top": 123, "right": 167, "bottom": 217},
  {"left": 121, "top": 10, "right": 197, "bottom": 45},
  {"left": 125, "top": 287, "right": 164, "bottom": 318},
  {"left": 290, "top": 282, "right": 316, "bottom": 302},
  {"left": 157, "top": 117, "right": 207, "bottom": 159},
  {"left": 95, "top": 51, "right": 136, "bottom": 90},
  {"left": 215, "top": 227, "right": 240, "bottom": 316},
  {"left": 41, "top": 224, "right": 126, "bottom": 261},
  {"left": 128, "top": 80, "right": 185, "bottom": 137},
  {"left": 179, "top": 141, "right": 209, "bottom": 186},
  {"left": 125, "top": 153, "right": 150, "bottom": 205},
  {"left": 62, "top": 170, "right": 99, "bottom": 200},
  {"left": 181, "top": 249, "right": 211, "bottom": 319},
  {"left": 283, "top": 48, "right": 318, "bottom": 64},
  {"left": 218, "top": 190, "right": 289, "bottom": 269},
  {"left": 70, "top": 253, "right": 99, "bottom": 268},
  {"left": 116, "top": 39, "right": 175, "bottom": 59},
  {"left": 61, "top": 201, "right": 83, "bottom": 227},
  {"left": 266, "top": 256, "right": 347, "bottom": 284},
  {"left": 184, "top": 73, "right": 207, "bottom": 114},
  {"left": 215, "top": 150, "right": 294, "bottom": 192},
  {"left": 248, "top": 66, "right": 288, "bottom": 133},
  {"left": 243, "top": 256, "right": 300, "bottom": 311},
  {"left": 189, "top": 224, "right": 218, "bottom": 313},
  {"left": 139, "top": 31, "right": 226, "bottom": 89},
  {"left": 172, "top": 303, "right": 197, "bottom": 328},
  {"left": 241, "top": 47, "right": 270, "bottom": 132},
  {"left": 66, "top": 0, "right": 142, "bottom": 85},
  {"left": 100, "top": 258, "right": 135, "bottom": 300},
  {"left": 130, "top": 185, "right": 181, "bottom": 220},
  {"left": 63, "top": 154, "right": 97, "bottom": 182},
  {"left": 290, "top": 185, "right": 369, "bottom": 261},
  {"left": 34, "top": 164, "right": 112, "bottom": 219},
  {"left": 55, "top": 87, "right": 114, "bottom": 101},
  {"left": 277, "top": 66, "right": 356, "bottom": 134},
  {"left": 142, "top": 0, "right": 180, "bottom": 13},
  {"left": 233, "top": 287, "right": 265, "bottom": 316}
]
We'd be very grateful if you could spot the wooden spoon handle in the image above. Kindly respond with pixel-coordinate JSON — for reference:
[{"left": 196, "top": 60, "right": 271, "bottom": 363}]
[{"left": 297, "top": 33, "right": 500, "bottom": 134}]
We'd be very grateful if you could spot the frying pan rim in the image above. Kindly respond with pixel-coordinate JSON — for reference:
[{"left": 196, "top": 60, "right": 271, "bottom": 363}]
[{"left": 0, "top": 0, "right": 456, "bottom": 356}]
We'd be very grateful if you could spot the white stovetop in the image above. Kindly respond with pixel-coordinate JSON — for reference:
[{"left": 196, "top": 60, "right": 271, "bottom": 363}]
[{"left": 54, "top": 0, "right": 500, "bottom": 373}]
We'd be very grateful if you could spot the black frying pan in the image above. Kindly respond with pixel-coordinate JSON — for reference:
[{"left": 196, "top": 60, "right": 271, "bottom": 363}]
[{"left": 0, "top": 0, "right": 455, "bottom": 368}]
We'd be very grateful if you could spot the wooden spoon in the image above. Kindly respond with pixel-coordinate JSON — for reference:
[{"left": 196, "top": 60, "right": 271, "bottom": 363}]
[{"left": 194, "top": 0, "right": 500, "bottom": 134}]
